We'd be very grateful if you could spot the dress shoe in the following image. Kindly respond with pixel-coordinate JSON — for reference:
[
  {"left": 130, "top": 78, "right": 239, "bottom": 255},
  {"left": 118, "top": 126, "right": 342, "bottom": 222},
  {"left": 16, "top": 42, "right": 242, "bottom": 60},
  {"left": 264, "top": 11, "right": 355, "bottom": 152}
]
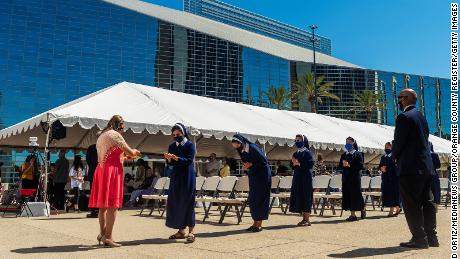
[
  {"left": 428, "top": 236, "right": 440, "bottom": 247},
  {"left": 400, "top": 239, "right": 429, "bottom": 249}
]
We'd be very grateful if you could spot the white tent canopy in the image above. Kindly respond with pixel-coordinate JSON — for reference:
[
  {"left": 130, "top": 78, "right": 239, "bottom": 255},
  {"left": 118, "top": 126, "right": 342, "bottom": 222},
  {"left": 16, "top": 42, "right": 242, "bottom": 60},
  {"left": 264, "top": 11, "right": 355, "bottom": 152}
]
[{"left": 0, "top": 82, "right": 450, "bottom": 164}]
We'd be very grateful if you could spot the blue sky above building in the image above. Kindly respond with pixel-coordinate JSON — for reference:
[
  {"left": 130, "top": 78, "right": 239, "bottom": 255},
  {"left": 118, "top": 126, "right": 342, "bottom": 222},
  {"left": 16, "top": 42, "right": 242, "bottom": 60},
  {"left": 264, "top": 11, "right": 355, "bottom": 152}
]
[{"left": 145, "top": 0, "right": 449, "bottom": 78}]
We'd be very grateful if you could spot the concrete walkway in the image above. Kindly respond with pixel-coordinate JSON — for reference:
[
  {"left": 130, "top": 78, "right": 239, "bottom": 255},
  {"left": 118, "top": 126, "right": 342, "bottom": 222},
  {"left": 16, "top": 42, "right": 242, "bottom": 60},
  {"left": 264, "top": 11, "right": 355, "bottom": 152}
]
[{"left": 0, "top": 206, "right": 450, "bottom": 258}]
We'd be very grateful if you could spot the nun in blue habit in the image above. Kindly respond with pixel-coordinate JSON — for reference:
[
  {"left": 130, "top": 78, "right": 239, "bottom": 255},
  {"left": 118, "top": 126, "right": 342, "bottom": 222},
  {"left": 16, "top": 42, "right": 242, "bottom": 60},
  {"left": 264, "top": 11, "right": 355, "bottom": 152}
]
[
  {"left": 339, "top": 136, "right": 365, "bottom": 221},
  {"left": 379, "top": 142, "right": 401, "bottom": 217},
  {"left": 231, "top": 134, "right": 271, "bottom": 232},
  {"left": 289, "top": 135, "right": 314, "bottom": 226},
  {"left": 164, "top": 123, "right": 196, "bottom": 243}
]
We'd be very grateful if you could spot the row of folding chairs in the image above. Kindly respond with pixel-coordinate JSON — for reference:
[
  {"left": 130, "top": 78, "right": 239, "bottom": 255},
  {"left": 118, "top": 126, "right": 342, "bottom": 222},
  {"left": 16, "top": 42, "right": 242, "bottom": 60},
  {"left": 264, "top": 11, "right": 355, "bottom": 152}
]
[
  {"left": 140, "top": 176, "right": 250, "bottom": 224},
  {"left": 270, "top": 175, "right": 385, "bottom": 217},
  {"left": 139, "top": 175, "right": 452, "bottom": 223}
]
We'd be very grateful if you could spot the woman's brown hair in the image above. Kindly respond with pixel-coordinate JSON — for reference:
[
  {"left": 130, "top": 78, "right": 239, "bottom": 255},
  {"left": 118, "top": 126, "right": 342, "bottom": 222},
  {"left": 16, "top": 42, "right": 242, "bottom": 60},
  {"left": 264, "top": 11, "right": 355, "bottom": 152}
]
[{"left": 101, "top": 115, "right": 124, "bottom": 133}]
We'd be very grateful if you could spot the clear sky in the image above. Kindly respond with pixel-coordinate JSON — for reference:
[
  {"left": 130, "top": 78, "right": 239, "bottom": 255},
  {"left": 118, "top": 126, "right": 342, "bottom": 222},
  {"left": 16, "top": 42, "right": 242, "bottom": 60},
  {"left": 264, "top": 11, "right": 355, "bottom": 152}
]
[{"left": 144, "top": 0, "right": 450, "bottom": 78}]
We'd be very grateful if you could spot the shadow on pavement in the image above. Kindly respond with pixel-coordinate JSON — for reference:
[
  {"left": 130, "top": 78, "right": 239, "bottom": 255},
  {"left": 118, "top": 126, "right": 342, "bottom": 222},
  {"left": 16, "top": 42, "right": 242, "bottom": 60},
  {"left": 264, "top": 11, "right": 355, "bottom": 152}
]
[
  {"left": 11, "top": 238, "right": 179, "bottom": 254},
  {"left": 34, "top": 217, "right": 85, "bottom": 220},
  {"left": 196, "top": 224, "right": 297, "bottom": 238},
  {"left": 11, "top": 245, "right": 98, "bottom": 254},
  {"left": 328, "top": 246, "right": 411, "bottom": 258}
]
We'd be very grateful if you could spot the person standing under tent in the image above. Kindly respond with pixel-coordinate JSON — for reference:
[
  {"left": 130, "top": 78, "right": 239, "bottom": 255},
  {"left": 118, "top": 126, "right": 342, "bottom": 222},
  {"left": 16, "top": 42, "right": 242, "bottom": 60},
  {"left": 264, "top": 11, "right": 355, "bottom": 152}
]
[
  {"left": 289, "top": 135, "right": 314, "bottom": 226},
  {"left": 89, "top": 115, "right": 141, "bottom": 248},
  {"left": 429, "top": 142, "right": 441, "bottom": 211},
  {"left": 54, "top": 150, "right": 69, "bottom": 210},
  {"left": 20, "top": 155, "right": 37, "bottom": 189},
  {"left": 86, "top": 143, "right": 98, "bottom": 218},
  {"left": 68, "top": 155, "right": 85, "bottom": 212},
  {"left": 231, "top": 133, "right": 271, "bottom": 232},
  {"left": 338, "top": 136, "right": 365, "bottom": 221},
  {"left": 164, "top": 123, "right": 197, "bottom": 243},
  {"left": 379, "top": 142, "right": 401, "bottom": 217}
]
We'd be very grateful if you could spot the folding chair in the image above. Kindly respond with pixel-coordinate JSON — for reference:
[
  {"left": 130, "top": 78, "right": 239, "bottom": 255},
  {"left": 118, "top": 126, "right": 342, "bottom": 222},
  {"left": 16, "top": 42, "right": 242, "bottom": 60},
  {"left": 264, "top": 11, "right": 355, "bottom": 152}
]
[
  {"left": 19, "top": 189, "right": 37, "bottom": 217},
  {"left": 312, "top": 175, "right": 331, "bottom": 214},
  {"left": 217, "top": 176, "right": 250, "bottom": 224},
  {"left": 1, "top": 185, "right": 20, "bottom": 217},
  {"left": 196, "top": 176, "right": 237, "bottom": 222},
  {"left": 194, "top": 176, "right": 220, "bottom": 220},
  {"left": 269, "top": 176, "right": 281, "bottom": 208},
  {"left": 319, "top": 174, "right": 343, "bottom": 216},
  {"left": 271, "top": 176, "right": 281, "bottom": 192},
  {"left": 269, "top": 176, "right": 293, "bottom": 214},
  {"left": 195, "top": 176, "right": 206, "bottom": 197},
  {"left": 148, "top": 178, "right": 170, "bottom": 216},
  {"left": 440, "top": 178, "right": 450, "bottom": 208},
  {"left": 140, "top": 177, "right": 167, "bottom": 215},
  {"left": 363, "top": 176, "right": 382, "bottom": 210},
  {"left": 360, "top": 175, "right": 371, "bottom": 209}
]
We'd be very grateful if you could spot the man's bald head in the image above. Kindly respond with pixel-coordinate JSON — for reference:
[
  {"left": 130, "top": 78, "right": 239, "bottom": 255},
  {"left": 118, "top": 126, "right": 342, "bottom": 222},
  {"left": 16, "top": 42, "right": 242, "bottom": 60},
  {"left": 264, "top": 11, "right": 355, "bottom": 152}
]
[{"left": 398, "top": 88, "right": 417, "bottom": 111}]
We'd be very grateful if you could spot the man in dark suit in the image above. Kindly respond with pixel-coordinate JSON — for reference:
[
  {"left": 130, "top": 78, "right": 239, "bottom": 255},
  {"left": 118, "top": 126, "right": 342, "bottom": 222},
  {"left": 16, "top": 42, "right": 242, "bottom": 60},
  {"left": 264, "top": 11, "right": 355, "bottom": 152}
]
[
  {"left": 86, "top": 144, "right": 98, "bottom": 218},
  {"left": 392, "top": 88, "right": 437, "bottom": 249}
]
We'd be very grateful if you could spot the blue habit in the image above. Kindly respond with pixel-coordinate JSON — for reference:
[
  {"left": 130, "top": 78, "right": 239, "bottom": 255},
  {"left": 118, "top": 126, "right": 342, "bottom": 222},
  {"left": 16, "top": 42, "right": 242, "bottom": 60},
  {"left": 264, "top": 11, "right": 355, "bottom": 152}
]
[
  {"left": 289, "top": 149, "right": 314, "bottom": 213},
  {"left": 339, "top": 151, "right": 364, "bottom": 211},
  {"left": 165, "top": 140, "right": 196, "bottom": 229},
  {"left": 239, "top": 143, "right": 272, "bottom": 221},
  {"left": 431, "top": 152, "right": 441, "bottom": 204},
  {"left": 379, "top": 154, "right": 400, "bottom": 207}
]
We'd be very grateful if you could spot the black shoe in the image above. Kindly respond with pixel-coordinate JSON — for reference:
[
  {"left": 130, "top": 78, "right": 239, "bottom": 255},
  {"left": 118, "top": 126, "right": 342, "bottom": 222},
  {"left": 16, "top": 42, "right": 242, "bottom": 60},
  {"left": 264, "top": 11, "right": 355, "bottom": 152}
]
[
  {"left": 400, "top": 239, "right": 429, "bottom": 249},
  {"left": 246, "top": 226, "right": 256, "bottom": 231},
  {"left": 251, "top": 226, "right": 262, "bottom": 232},
  {"left": 428, "top": 236, "right": 440, "bottom": 247},
  {"left": 345, "top": 216, "right": 358, "bottom": 222},
  {"left": 86, "top": 213, "right": 98, "bottom": 218}
]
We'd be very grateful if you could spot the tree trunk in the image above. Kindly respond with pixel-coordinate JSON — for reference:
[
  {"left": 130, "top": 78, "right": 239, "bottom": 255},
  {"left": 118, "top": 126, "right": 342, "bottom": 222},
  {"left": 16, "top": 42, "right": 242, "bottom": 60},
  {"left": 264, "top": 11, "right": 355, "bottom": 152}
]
[
  {"left": 310, "top": 100, "right": 317, "bottom": 113},
  {"left": 366, "top": 111, "right": 372, "bottom": 123}
]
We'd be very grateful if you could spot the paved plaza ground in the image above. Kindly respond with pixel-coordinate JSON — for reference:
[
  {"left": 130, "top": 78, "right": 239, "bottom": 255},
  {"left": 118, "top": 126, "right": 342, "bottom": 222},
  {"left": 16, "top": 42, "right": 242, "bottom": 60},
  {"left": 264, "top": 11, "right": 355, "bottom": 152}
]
[{"left": 0, "top": 205, "right": 451, "bottom": 258}]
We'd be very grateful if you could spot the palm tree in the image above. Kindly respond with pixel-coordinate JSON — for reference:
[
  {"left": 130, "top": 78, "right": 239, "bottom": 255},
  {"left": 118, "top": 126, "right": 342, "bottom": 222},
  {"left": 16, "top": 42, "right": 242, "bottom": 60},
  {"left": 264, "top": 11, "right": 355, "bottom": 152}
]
[
  {"left": 244, "top": 85, "right": 253, "bottom": 105},
  {"left": 257, "top": 86, "right": 266, "bottom": 107},
  {"left": 352, "top": 89, "right": 387, "bottom": 123},
  {"left": 263, "top": 85, "right": 293, "bottom": 110},
  {"left": 293, "top": 72, "right": 339, "bottom": 113}
]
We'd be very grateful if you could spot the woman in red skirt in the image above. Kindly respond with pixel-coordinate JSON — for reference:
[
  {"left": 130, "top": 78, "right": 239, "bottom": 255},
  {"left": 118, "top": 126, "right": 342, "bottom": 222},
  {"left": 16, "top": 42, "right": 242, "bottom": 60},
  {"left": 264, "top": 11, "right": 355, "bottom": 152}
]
[{"left": 89, "top": 115, "right": 140, "bottom": 248}]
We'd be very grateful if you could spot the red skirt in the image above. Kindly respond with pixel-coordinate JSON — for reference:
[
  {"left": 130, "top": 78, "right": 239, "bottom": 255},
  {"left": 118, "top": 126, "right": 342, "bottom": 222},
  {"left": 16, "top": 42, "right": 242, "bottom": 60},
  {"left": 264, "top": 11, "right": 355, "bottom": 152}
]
[{"left": 89, "top": 158, "right": 124, "bottom": 209}]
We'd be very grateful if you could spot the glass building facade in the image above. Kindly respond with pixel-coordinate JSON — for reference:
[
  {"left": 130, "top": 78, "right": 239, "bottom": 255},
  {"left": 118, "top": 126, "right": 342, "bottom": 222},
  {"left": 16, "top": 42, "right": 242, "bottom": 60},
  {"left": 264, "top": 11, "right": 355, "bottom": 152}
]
[
  {"left": 0, "top": 0, "right": 451, "bottom": 136},
  {"left": 183, "top": 0, "right": 332, "bottom": 55},
  {"left": 0, "top": 0, "right": 452, "bottom": 182}
]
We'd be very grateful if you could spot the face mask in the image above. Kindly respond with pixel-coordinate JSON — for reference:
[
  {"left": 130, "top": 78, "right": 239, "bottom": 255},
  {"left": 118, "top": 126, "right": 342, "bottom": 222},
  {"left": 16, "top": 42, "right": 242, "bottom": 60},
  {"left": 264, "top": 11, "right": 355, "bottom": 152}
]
[
  {"left": 398, "top": 101, "right": 404, "bottom": 111},
  {"left": 345, "top": 143, "right": 353, "bottom": 151},
  {"left": 174, "top": 136, "right": 184, "bottom": 143},
  {"left": 295, "top": 141, "right": 304, "bottom": 148},
  {"left": 236, "top": 145, "right": 244, "bottom": 152},
  {"left": 384, "top": 149, "right": 392, "bottom": 155}
]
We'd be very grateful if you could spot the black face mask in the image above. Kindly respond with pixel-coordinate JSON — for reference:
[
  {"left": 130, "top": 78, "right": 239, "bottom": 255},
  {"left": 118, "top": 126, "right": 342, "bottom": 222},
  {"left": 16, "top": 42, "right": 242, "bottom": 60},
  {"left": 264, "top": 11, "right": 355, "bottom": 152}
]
[
  {"left": 174, "top": 136, "right": 184, "bottom": 143},
  {"left": 398, "top": 101, "right": 404, "bottom": 111}
]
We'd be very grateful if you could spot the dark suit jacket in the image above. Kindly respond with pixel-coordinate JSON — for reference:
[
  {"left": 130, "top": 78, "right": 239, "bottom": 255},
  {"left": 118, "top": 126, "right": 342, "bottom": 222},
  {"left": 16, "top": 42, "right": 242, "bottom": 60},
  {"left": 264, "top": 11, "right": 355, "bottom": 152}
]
[
  {"left": 86, "top": 144, "right": 98, "bottom": 182},
  {"left": 392, "top": 105, "right": 434, "bottom": 176}
]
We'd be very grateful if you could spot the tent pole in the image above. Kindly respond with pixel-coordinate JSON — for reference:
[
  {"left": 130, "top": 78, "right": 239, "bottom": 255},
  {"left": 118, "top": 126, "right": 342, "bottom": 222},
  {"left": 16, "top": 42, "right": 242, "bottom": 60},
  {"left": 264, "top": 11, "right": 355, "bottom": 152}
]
[
  {"left": 43, "top": 114, "right": 51, "bottom": 217},
  {"left": 193, "top": 135, "right": 199, "bottom": 176}
]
